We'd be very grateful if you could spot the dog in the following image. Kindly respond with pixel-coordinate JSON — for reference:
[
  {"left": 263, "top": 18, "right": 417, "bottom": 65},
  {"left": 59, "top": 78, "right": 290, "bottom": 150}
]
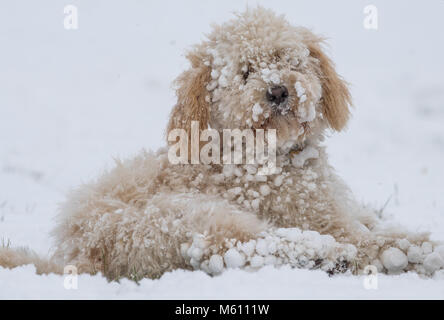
[{"left": 1, "top": 7, "right": 443, "bottom": 280}]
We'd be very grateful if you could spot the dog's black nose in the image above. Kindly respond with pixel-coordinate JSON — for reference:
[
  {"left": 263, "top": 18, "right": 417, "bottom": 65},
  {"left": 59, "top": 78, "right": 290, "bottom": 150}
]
[{"left": 266, "top": 85, "right": 289, "bottom": 105}]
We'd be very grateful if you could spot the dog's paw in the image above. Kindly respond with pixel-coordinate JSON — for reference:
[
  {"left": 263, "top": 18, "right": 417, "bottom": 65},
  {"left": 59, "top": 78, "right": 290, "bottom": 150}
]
[
  {"left": 181, "top": 228, "right": 359, "bottom": 276},
  {"left": 264, "top": 228, "right": 357, "bottom": 274}
]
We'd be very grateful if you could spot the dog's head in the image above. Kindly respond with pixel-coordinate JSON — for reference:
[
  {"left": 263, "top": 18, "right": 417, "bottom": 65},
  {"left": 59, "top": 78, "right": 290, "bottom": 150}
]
[{"left": 167, "top": 7, "right": 351, "bottom": 152}]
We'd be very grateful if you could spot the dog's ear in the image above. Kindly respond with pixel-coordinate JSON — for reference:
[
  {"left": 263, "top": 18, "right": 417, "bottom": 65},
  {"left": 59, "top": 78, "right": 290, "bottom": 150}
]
[
  {"left": 307, "top": 40, "right": 352, "bottom": 131},
  {"left": 166, "top": 51, "right": 211, "bottom": 142}
]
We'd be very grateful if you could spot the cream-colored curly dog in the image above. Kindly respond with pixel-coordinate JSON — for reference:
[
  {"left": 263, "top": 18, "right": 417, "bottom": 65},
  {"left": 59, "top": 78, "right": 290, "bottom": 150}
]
[{"left": 1, "top": 7, "right": 444, "bottom": 280}]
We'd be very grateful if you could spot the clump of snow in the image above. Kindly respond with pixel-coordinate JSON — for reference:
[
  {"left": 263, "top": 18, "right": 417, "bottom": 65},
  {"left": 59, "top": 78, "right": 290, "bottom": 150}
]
[
  {"left": 227, "top": 187, "right": 242, "bottom": 199},
  {"left": 397, "top": 239, "right": 411, "bottom": 251},
  {"left": 208, "top": 255, "right": 224, "bottom": 274},
  {"left": 185, "top": 228, "right": 359, "bottom": 277},
  {"left": 298, "top": 102, "right": 316, "bottom": 122},
  {"left": 218, "top": 75, "right": 229, "bottom": 88},
  {"left": 259, "top": 184, "right": 271, "bottom": 196},
  {"left": 223, "top": 165, "right": 236, "bottom": 177},
  {"left": 224, "top": 248, "right": 245, "bottom": 268},
  {"left": 251, "top": 198, "right": 260, "bottom": 209},
  {"left": 238, "top": 240, "right": 256, "bottom": 257},
  {"left": 244, "top": 164, "right": 257, "bottom": 175},
  {"left": 423, "top": 252, "right": 444, "bottom": 273},
  {"left": 435, "top": 245, "right": 444, "bottom": 260},
  {"left": 273, "top": 175, "right": 284, "bottom": 187},
  {"left": 211, "top": 69, "right": 220, "bottom": 80},
  {"left": 255, "top": 238, "right": 269, "bottom": 256},
  {"left": 371, "top": 259, "right": 384, "bottom": 272},
  {"left": 275, "top": 228, "right": 303, "bottom": 242},
  {"left": 250, "top": 255, "right": 265, "bottom": 268},
  {"left": 206, "top": 80, "right": 218, "bottom": 91},
  {"left": 295, "top": 81, "right": 306, "bottom": 100},
  {"left": 252, "top": 103, "right": 263, "bottom": 122},
  {"left": 269, "top": 73, "right": 280, "bottom": 85},
  {"left": 407, "top": 246, "right": 423, "bottom": 264},
  {"left": 291, "top": 146, "right": 320, "bottom": 167},
  {"left": 380, "top": 247, "right": 408, "bottom": 273},
  {"left": 422, "top": 242, "right": 433, "bottom": 255},
  {"left": 261, "top": 68, "right": 280, "bottom": 85},
  {"left": 213, "top": 57, "right": 224, "bottom": 66},
  {"left": 294, "top": 81, "right": 317, "bottom": 122}
]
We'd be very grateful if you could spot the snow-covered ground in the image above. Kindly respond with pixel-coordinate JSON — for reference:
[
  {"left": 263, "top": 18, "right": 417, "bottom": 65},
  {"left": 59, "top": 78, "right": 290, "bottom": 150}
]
[{"left": 1, "top": 0, "right": 443, "bottom": 299}]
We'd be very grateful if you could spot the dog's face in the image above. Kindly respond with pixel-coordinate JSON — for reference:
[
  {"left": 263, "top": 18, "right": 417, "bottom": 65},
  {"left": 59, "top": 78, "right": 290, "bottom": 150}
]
[{"left": 167, "top": 7, "right": 351, "bottom": 152}]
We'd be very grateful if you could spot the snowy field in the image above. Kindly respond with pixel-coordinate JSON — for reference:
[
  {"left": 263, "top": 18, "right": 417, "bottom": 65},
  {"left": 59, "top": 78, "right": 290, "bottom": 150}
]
[{"left": 1, "top": 0, "right": 444, "bottom": 299}]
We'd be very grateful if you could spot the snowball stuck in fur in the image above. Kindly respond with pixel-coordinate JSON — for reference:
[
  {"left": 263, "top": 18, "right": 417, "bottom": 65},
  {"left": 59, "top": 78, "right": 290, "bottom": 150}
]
[
  {"left": 407, "top": 245, "right": 423, "bottom": 264},
  {"left": 423, "top": 252, "right": 444, "bottom": 274},
  {"left": 224, "top": 248, "right": 245, "bottom": 268},
  {"left": 275, "top": 228, "right": 303, "bottom": 242},
  {"left": 298, "top": 102, "right": 316, "bottom": 122},
  {"left": 259, "top": 184, "right": 271, "bottom": 196},
  {"left": 255, "top": 238, "right": 269, "bottom": 256},
  {"left": 371, "top": 259, "right": 384, "bottom": 273},
  {"left": 422, "top": 242, "right": 433, "bottom": 255},
  {"left": 273, "top": 175, "right": 284, "bottom": 187},
  {"left": 397, "top": 239, "right": 411, "bottom": 251},
  {"left": 251, "top": 198, "right": 260, "bottom": 210},
  {"left": 250, "top": 255, "right": 265, "bottom": 268},
  {"left": 208, "top": 255, "right": 224, "bottom": 274},
  {"left": 252, "top": 103, "right": 263, "bottom": 122},
  {"left": 380, "top": 247, "right": 408, "bottom": 273},
  {"left": 291, "top": 146, "right": 319, "bottom": 168},
  {"left": 434, "top": 245, "right": 444, "bottom": 260},
  {"left": 294, "top": 81, "right": 306, "bottom": 98},
  {"left": 238, "top": 240, "right": 256, "bottom": 257},
  {"left": 261, "top": 68, "right": 280, "bottom": 85}
]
